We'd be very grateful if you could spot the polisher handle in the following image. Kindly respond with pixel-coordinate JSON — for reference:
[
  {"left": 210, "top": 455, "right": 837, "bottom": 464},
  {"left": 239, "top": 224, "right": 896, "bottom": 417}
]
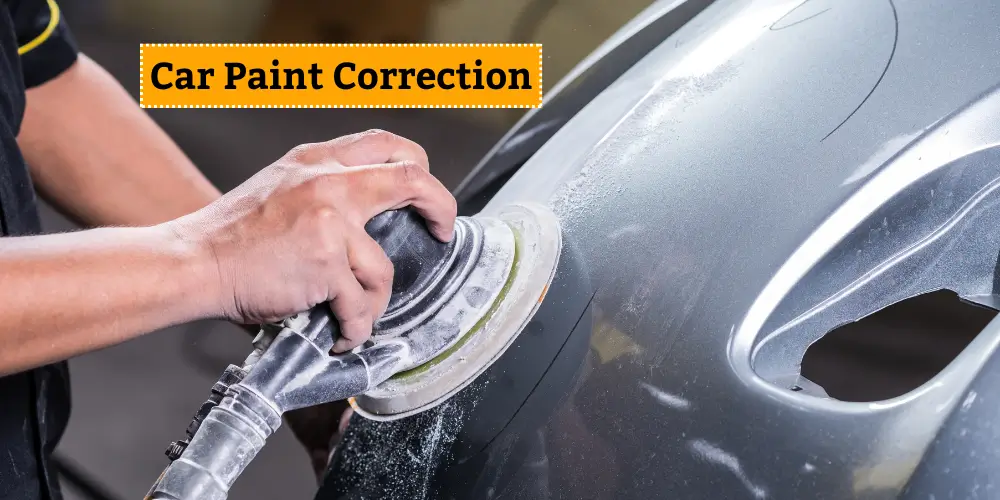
[
  {"left": 364, "top": 208, "right": 457, "bottom": 311},
  {"left": 320, "top": 208, "right": 455, "bottom": 347}
]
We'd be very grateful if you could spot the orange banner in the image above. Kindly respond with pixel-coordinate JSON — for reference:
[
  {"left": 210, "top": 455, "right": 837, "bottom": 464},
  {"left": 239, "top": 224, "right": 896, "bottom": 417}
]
[{"left": 139, "top": 43, "right": 543, "bottom": 109}]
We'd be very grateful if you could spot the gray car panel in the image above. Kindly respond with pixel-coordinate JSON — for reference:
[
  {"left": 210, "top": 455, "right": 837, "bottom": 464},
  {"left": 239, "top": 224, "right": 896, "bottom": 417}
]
[{"left": 320, "top": 0, "right": 1000, "bottom": 498}]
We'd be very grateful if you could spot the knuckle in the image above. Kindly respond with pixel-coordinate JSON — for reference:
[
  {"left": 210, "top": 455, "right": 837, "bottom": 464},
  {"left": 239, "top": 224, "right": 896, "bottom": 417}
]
[
  {"left": 358, "top": 299, "right": 372, "bottom": 318},
  {"left": 344, "top": 302, "right": 372, "bottom": 325},
  {"left": 266, "top": 159, "right": 292, "bottom": 175},
  {"left": 309, "top": 204, "right": 340, "bottom": 223},
  {"left": 285, "top": 143, "right": 313, "bottom": 161},
  {"left": 286, "top": 142, "right": 326, "bottom": 165},
  {"left": 412, "top": 143, "right": 429, "bottom": 164},
  {"left": 362, "top": 128, "right": 392, "bottom": 140},
  {"left": 361, "top": 129, "right": 410, "bottom": 151},
  {"left": 397, "top": 161, "right": 426, "bottom": 187},
  {"left": 305, "top": 283, "right": 330, "bottom": 306},
  {"left": 376, "top": 256, "right": 394, "bottom": 285}
]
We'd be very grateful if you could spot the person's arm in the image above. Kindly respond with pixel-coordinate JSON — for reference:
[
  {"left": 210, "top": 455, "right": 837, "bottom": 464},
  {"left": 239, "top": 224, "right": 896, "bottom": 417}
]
[
  {"left": 9, "top": 15, "right": 418, "bottom": 473},
  {"left": 19, "top": 54, "right": 221, "bottom": 226},
  {"left": 11, "top": 0, "right": 214, "bottom": 226},
  {"left": 0, "top": 225, "right": 216, "bottom": 375},
  {"left": 0, "top": 130, "right": 457, "bottom": 377}
]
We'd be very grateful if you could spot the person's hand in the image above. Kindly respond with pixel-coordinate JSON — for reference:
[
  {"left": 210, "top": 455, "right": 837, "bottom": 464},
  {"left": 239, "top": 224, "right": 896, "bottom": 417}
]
[{"left": 169, "top": 129, "right": 457, "bottom": 352}]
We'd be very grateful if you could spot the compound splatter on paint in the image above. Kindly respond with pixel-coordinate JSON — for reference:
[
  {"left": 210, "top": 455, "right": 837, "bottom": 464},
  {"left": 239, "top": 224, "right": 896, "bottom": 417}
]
[{"left": 318, "top": 380, "right": 486, "bottom": 500}]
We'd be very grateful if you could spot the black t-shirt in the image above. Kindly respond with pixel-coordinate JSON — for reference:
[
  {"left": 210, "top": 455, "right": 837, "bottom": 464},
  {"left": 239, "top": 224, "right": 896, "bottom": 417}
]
[{"left": 0, "top": 1, "right": 78, "bottom": 499}]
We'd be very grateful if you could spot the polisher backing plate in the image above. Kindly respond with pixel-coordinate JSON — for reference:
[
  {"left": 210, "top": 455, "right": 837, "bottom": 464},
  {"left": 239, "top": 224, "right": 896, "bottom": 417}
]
[{"left": 350, "top": 203, "right": 562, "bottom": 421}]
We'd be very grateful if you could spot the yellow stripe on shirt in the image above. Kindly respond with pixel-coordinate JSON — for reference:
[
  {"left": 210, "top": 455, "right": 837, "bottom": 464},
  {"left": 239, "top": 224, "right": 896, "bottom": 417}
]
[{"left": 17, "top": 0, "right": 60, "bottom": 55}]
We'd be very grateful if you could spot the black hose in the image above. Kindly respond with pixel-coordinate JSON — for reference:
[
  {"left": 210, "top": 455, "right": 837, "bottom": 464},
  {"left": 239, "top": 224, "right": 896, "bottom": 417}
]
[{"left": 51, "top": 453, "right": 125, "bottom": 500}]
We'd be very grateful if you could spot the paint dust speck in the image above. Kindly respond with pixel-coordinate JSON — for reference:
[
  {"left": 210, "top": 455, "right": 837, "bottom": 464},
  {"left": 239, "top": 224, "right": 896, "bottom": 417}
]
[
  {"left": 318, "top": 381, "right": 486, "bottom": 499},
  {"left": 961, "top": 391, "right": 977, "bottom": 411}
]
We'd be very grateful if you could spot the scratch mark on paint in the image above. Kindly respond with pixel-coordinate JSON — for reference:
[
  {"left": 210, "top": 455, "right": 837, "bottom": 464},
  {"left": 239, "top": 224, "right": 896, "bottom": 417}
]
[
  {"left": 822, "top": 0, "right": 898, "bottom": 141},
  {"left": 689, "top": 439, "right": 767, "bottom": 498},
  {"left": 639, "top": 381, "right": 691, "bottom": 410},
  {"left": 770, "top": 0, "right": 831, "bottom": 31},
  {"left": 7, "top": 450, "right": 21, "bottom": 477}
]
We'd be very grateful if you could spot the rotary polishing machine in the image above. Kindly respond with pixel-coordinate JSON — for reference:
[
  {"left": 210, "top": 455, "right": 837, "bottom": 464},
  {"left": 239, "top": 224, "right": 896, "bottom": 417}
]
[{"left": 146, "top": 203, "right": 562, "bottom": 500}]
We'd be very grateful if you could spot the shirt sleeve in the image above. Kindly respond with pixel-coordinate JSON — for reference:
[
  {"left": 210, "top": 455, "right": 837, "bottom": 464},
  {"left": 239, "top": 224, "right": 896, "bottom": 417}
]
[{"left": 8, "top": 0, "right": 78, "bottom": 88}]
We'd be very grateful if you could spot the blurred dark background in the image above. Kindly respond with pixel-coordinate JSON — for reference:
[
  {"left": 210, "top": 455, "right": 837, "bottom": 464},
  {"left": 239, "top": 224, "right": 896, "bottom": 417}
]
[{"left": 45, "top": 1, "right": 656, "bottom": 499}]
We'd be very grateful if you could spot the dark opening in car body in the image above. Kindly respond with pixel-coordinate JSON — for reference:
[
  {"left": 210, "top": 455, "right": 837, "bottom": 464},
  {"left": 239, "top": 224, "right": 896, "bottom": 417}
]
[{"left": 318, "top": 0, "right": 1000, "bottom": 498}]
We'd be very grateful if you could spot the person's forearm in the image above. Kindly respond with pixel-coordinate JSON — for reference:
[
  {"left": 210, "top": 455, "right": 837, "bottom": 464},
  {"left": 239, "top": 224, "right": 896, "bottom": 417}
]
[
  {"left": 0, "top": 225, "right": 216, "bottom": 376},
  {"left": 18, "top": 54, "right": 221, "bottom": 227}
]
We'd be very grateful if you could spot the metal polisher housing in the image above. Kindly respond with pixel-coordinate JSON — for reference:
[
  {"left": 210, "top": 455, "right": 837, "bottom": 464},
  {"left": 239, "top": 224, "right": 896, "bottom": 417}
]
[{"left": 353, "top": 203, "right": 562, "bottom": 420}]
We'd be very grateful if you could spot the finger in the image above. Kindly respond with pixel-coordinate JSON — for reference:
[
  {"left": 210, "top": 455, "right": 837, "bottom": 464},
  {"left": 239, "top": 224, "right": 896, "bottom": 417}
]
[
  {"left": 346, "top": 228, "right": 393, "bottom": 319},
  {"left": 343, "top": 161, "right": 457, "bottom": 241},
  {"left": 327, "top": 265, "right": 374, "bottom": 353},
  {"left": 320, "top": 129, "right": 429, "bottom": 169}
]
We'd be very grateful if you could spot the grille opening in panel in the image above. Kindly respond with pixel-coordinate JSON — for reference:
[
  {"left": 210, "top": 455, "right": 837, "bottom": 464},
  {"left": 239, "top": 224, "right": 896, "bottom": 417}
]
[{"left": 799, "top": 290, "right": 997, "bottom": 402}]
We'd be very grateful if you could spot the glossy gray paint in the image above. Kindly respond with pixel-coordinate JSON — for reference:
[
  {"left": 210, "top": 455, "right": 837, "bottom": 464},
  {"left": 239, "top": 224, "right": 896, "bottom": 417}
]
[
  {"left": 901, "top": 332, "right": 1000, "bottom": 500},
  {"left": 454, "top": 0, "right": 716, "bottom": 211},
  {"left": 322, "top": 0, "right": 1000, "bottom": 498}
]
